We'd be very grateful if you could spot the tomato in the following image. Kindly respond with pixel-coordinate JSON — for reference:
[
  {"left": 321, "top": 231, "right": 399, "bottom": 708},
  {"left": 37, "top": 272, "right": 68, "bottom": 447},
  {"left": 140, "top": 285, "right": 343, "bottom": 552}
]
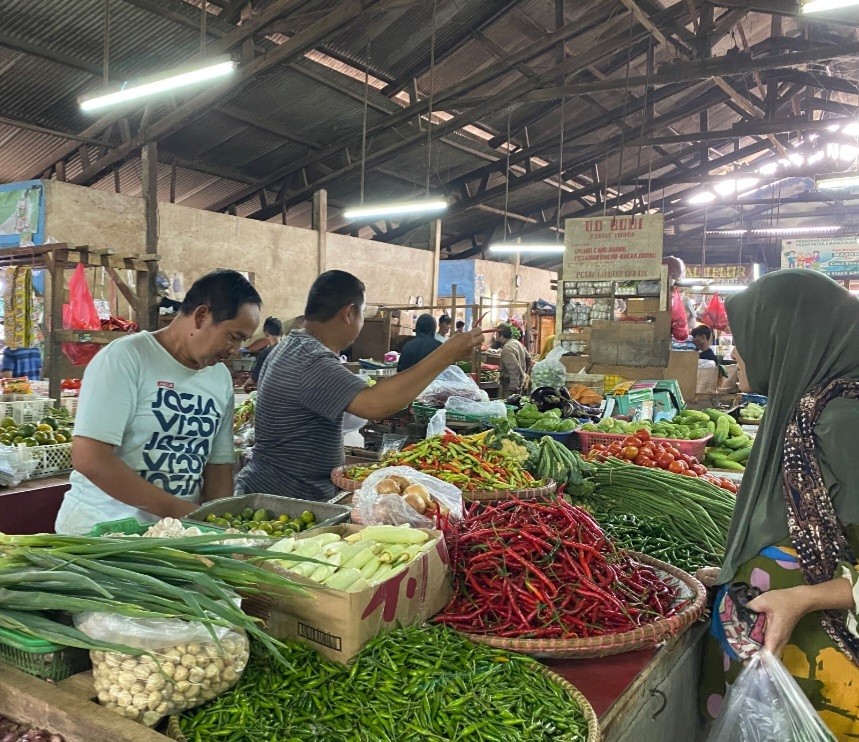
[
  {"left": 668, "top": 446, "right": 683, "bottom": 458},
  {"left": 607, "top": 443, "right": 623, "bottom": 456},
  {"left": 668, "top": 460, "right": 688, "bottom": 474},
  {"left": 634, "top": 428, "right": 651, "bottom": 442},
  {"left": 639, "top": 457, "right": 658, "bottom": 468},
  {"left": 720, "top": 479, "right": 738, "bottom": 494},
  {"left": 623, "top": 436, "right": 643, "bottom": 448},
  {"left": 592, "top": 443, "right": 607, "bottom": 453},
  {"left": 622, "top": 446, "right": 639, "bottom": 460},
  {"left": 676, "top": 453, "right": 693, "bottom": 466},
  {"left": 681, "top": 469, "right": 699, "bottom": 477},
  {"left": 639, "top": 444, "right": 655, "bottom": 458},
  {"left": 688, "top": 456, "right": 700, "bottom": 466},
  {"left": 691, "top": 463, "right": 707, "bottom": 476},
  {"left": 656, "top": 452, "right": 675, "bottom": 469}
]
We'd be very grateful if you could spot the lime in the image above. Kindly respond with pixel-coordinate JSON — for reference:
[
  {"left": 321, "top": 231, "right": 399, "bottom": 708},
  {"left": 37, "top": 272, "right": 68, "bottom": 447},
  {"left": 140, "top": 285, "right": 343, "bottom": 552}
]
[
  {"left": 12, "top": 436, "right": 23, "bottom": 444},
  {"left": 34, "top": 431, "right": 50, "bottom": 444},
  {"left": 290, "top": 518, "right": 303, "bottom": 532},
  {"left": 222, "top": 512, "right": 233, "bottom": 521},
  {"left": 300, "top": 510, "right": 315, "bottom": 525},
  {"left": 22, "top": 437, "right": 38, "bottom": 447},
  {"left": 1, "top": 417, "right": 16, "bottom": 429},
  {"left": 278, "top": 514, "right": 289, "bottom": 523},
  {"left": 252, "top": 508, "right": 268, "bottom": 522},
  {"left": 40, "top": 417, "right": 59, "bottom": 431},
  {"left": 206, "top": 514, "right": 218, "bottom": 523},
  {"left": 240, "top": 508, "right": 254, "bottom": 520}
]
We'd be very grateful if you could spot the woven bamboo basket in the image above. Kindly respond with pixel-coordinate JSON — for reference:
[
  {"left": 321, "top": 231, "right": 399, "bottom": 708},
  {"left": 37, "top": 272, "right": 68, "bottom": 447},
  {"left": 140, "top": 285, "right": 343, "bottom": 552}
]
[
  {"left": 461, "top": 553, "right": 706, "bottom": 660},
  {"left": 331, "top": 465, "right": 362, "bottom": 492},
  {"left": 165, "top": 665, "right": 600, "bottom": 742}
]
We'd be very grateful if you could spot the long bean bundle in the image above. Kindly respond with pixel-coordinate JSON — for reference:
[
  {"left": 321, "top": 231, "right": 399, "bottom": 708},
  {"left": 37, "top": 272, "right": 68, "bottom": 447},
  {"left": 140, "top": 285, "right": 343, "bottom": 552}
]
[
  {"left": 0, "top": 532, "right": 309, "bottom": 662},
  {"left": 178, "top": 626, "right": 590, "bottom": 742},
  {"left": 580, "top": 458, "right": 735, "bottom": 556}
]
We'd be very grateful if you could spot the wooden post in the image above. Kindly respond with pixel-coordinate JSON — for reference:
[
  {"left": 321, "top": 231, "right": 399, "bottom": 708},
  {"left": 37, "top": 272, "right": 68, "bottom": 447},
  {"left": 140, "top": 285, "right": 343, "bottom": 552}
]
[
  {"left": 312, "top": 189, "right": 327, "bottom": 276},
  {"left": 430, "top": 218, "right": 442, "bottom": 307},
  {"left": 472, "top": 296, "right": 484, "bottom": 386},
  {"left": 46, "top": 250, "right": 63, "bottom": 404},
  {"left": 140, "top": 143, "right": 159, "bottom": 331},
  {"left": 450, "top": 283, "right": 458, "bottom": 329}
]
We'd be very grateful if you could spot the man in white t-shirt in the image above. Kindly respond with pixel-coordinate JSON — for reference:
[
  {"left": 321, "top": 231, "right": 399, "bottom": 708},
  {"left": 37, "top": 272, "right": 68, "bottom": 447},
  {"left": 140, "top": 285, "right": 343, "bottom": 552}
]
[{"left": 55, "top": 270, "right": 261, "bottom": 535}]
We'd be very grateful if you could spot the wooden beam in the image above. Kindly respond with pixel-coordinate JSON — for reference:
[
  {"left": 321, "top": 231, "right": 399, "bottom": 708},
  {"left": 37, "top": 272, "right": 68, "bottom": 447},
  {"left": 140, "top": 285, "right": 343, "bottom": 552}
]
[
  {"left": 312, "top": 189, "right": 327, "bottom": 276},
  {"left": 141, "top": 142, "right": 159, "bottom": 256},
  {"left": 617, "top": 0, "right": 670, "bottom": 47}
]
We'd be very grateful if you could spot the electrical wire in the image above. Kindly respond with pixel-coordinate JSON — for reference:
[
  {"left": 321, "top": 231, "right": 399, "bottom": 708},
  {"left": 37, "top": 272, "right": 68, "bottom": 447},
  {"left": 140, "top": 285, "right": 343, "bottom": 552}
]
[
  {"left": 102, "top": 0, "right": 110, "bottom": 86},
  {"left": 608, "top": 10, "right": 637, "bottom": 217},
  {"left": 425, "top": 0, "right": 438, "bottom": 197},
  {"left": 556, "top": 97, "right": 566, "bottom": 244},
  {"left": 200, "top": 0, "right": 207, "bottom": 58},
  {"left": 359, "top": 23, "right": 371, "bottom": 206},
  {"left": 502, "top": 107, "right": 512, "bottom": 245}
]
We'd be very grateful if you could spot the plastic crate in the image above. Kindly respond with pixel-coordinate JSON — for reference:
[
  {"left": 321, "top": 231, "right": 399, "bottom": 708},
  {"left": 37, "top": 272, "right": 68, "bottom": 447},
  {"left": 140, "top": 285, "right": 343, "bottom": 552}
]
[
  {"left": 0, "top": 397, "right": 56, "bottom": 425},
  {"left": 411, "top": 403, "right": 512, "bottom": 425},
  {"left": 0, "top": 626, "right": 90, "bottom": 681},
  {"left": 576, "top": 429, "right": 711, "bottom": 459},
  {"left": 187, "top": 494, "right": 351, "bottom": 529},
  {"left": 514, "top": 427, "right": 576, "bottom": 443},
  {"left": 59, "top": 397, "right": 79, "bottom": 417},
  {"left": 565, "top": 373, "right": 605, "bottom": 397},
  {"left": 1, "top": 441, "right": 73, "bottom": 479},
  {"left": 89, "top": 517, "right": 225, "bottom": 537}
]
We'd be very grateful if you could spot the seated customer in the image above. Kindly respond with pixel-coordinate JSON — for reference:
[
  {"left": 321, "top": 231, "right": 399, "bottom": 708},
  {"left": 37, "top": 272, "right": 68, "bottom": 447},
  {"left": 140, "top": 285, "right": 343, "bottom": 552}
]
[
  {"left": 397, "top": 314, "right": 442, "bottom": 372},
  {"left": 691, "top": 324, "right": 719, "bottom": 363}
]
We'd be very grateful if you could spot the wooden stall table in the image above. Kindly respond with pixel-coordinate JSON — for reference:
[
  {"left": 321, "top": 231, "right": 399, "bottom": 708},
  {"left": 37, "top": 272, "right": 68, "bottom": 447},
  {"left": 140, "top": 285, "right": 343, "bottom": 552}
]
[
  {"left": 543, "top": 622, "right": 710, "bottom": 742},
  {"left": 0, "top": 474, "right": 70, "bottom": 534}
]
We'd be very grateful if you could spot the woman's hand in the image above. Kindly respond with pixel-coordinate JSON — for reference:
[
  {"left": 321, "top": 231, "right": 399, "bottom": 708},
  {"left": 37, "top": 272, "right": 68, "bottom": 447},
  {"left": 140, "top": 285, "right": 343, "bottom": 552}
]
[{"left": 747, "top": 587, "right": 809, "bottom": 656}]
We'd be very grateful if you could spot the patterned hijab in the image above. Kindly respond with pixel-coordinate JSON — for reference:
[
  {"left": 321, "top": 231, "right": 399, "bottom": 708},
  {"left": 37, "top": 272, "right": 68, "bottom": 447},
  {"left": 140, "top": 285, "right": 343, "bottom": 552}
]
[{"left": 718, "top": 269, "right": 859, "bottom": 583}]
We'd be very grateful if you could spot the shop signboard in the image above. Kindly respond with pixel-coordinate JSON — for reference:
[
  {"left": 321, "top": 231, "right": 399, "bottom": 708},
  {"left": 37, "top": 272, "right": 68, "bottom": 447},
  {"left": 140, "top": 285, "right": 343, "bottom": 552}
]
[
  {"left": 563, "top": 214, "right": 664, "bottom": 281},
  {"left": 685, "top": 264, "right": 753, "bottom": 284},
  {"left": 781, "top": 237, "right": 859, "bottom": 277},
  {"left": 0, "top": 180, "right": 45, "bottom": 246}
]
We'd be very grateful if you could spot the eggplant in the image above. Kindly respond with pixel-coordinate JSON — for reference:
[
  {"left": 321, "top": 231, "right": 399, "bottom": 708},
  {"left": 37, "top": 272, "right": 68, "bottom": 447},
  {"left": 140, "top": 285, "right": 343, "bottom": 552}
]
[
  {"left": 504, "top": 394, "right": 524, "bottom": 409},
  {"left": 530, "top": 386, "right": 565, "bottom": 412},
  {"left": 558, "top": 386, "right": 572, "bottom": 401}
]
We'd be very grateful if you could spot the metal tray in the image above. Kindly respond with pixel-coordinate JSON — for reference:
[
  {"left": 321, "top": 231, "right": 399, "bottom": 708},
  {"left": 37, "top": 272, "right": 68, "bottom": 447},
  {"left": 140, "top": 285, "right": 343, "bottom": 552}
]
[{"left": 186, "top": 494, "right": 351, "bottom": 527}]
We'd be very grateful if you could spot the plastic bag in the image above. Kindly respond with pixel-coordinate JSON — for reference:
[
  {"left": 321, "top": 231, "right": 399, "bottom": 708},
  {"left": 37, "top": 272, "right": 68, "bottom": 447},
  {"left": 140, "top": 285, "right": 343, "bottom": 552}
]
[
  {"left": 530, "top": 345, "right": 567, "bottom": 391},
  {"left": 62, "top": 263, "right": 103, "bottom": 366},
  {"left": 445, "top": 396, "right": 508, "bottom": 420},
  {"left": 76, "top": 611, "right": 249, "bottom": 727},
  {"left": 354, "top": 465, "right": 463, "bottom": 527},
  {"left": 426, "top": 408, "right": 447, "bottom": 438},
  {"left": 671, "top": 287, "right": 690, "bottom": 342},
  {"left": 416, "top": 365, "right": 486, "bottom": 407},
  {"left": 701, "top": 293, "right": 729, "bottom": 331},
  {"left": 707, "top": 649, "right": 835, "bottom": 742}
]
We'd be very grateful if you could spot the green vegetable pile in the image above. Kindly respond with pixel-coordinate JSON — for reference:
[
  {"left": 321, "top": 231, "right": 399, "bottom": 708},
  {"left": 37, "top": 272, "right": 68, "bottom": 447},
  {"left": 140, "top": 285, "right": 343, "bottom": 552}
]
[
  {"left": 578, "top": 458, "right": 735, "bottom": 560},
  {"left": 512, "top": 403, "right": 577, "bottom": 433},
  {"left": 204, "top": 506, "right": 316, "bottom": 535},
  {"left": 529, "top": 435, "right": 590, "bottom": 491},
  {"left": 598, "top": 513, "right": 719, "bottom": 573},
  {"left": 580, "top": 409, "right": 712, "bottom": 440},
  {"left": 739, "top": 402, "right": 764, "bottom": 423},
  {"left": 702, "top": 408, "right": 753, "bottom": 472},
  {"left": 177, "top": 626, "right": 590, "bottom": 742}
]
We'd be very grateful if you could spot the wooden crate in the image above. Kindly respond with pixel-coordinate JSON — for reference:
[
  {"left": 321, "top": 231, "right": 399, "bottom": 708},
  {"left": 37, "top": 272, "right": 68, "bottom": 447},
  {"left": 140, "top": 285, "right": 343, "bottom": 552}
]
[{"left": 0, "top": 664, "right": 170, "bottom": 742}]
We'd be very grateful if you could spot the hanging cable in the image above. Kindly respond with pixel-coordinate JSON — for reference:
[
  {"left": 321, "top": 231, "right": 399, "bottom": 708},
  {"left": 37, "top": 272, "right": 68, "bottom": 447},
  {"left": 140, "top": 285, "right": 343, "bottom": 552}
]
[
  {"left": 102, "top": 0, "right": 111, "bottom": 86},
  {"left": 502, "top": 107, "right": 512, "bottom": 245},
  {"left": 200, "top": 0, "right": 207, "bottom": 58},
  {"left": 425, "top": 0, "right": 438, "bottom": 197},
  {"left": 610, "top": 11, "right": 637, "bottom": 216},
  {"left": 556, "top": 97, "right": 567, "bottom": 244},
  {"left": 359, "top": 23, "right": 371, "bottom": 206},
  {"left": 633, "top": 34, "right": 654, "bottom": 213}
]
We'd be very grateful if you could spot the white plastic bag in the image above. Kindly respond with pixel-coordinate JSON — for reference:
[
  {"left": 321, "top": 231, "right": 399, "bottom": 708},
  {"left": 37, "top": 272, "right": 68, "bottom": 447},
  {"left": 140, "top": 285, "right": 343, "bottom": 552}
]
[
  {"left": 707, "top": 649, "right": 835, "bottom": 742},
  {"left": 426, "top": 409, "right": 447, "bottom": 438},
  {"left": 354, "top": 465, "right": 463, "bottom": 527},
  {"left": 530, "top": 346, "right": 567, "bottom": 391},
  {"left": 445, "top": 396, "right": 508, "bottom": 420},
  {"left": 417, "top": 365, "right": 487, "bottom": 406},
  {"left": 75, "top": 611, "right": 249, "bottom": 727}
]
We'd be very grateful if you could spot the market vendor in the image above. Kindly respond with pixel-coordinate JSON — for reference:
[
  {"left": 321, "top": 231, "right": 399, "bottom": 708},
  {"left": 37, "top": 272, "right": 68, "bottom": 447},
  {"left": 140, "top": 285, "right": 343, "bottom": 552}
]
[
  {"left": 396, "top": 314, "right": 441, "bottom": 372},
  {"left": 242, "top": 315, "right": 283, "bottom": 392},
  {"left": 690, "top": 324, "right": 719, "bottom": 364},
  {"left": 55, "top": 270, "right": 262, "bottom": 535},
  {"left": 237, "top": 270, "right": 483, "bottom": 501},
  {"left": 701, "top": 270, "right": 859, "bottom": 738},
  {"left": 496, "top": 323, "right": 529, "bottom": 397}
]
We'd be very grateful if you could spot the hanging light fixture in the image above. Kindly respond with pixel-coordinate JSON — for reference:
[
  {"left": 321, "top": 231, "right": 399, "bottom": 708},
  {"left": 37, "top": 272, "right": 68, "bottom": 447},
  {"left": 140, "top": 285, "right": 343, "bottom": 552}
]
[
  {"left": 802, "top": 0, "right": 859, "bottom": 12},
  {"left": 489, "top": 244, "right": 566, "bottom": 254},
  {"left": 342, "top": 1, "right": 447, "bottom": 222},
  {"left": 816, "top": 172, "right": 859, "bottom": 189}
]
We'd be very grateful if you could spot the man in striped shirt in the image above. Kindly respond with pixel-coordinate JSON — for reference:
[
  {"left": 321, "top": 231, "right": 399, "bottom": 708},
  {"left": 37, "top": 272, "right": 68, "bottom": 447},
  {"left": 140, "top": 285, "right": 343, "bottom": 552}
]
[{"left": 237, "top": 271, "right": 483, "bottom": 501}]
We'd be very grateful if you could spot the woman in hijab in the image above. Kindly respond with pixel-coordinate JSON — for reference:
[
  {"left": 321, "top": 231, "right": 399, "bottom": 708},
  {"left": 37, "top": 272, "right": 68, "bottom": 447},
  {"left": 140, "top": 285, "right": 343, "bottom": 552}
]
[{"left": 701, "top": 270, "right": 859, "bottom": 739}]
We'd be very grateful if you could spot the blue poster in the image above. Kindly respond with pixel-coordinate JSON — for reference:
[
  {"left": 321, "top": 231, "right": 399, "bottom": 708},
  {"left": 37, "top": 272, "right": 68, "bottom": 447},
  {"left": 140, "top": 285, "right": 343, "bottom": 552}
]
[{"left": 0, "top": 180, "right": 46, "bottom": 247}]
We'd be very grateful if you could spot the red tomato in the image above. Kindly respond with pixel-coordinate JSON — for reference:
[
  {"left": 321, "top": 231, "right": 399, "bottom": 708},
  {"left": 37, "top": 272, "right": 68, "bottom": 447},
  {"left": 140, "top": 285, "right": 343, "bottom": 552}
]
[
  {"left": 691, "top": 463, "right": 707, "bottom": 476},
  {"left": 622, "top": 446, "right": 639, "bottom": 460},
  {"left": 634, "top": 428, "right": 651, "bottom": 442},
  {"left": 688, "top": 456, "right": 700, "bottom": 466},
  {"left": 639, "top": 444, "right": 655, "bottom": 457},
  {"left": 676, "top": 453, "right": 693, "bottom": 466},
  {"left": 681, "top": 469, "right": 699, "bottom": 477},
  {"left": 592, "top": 444, "right": 607, "bottom": 453},
  {"left": 657, "top": 452, "right": 675, "bottom": 469},
  {"left": 607, "top": 443, "right": 623, "bottom": 457},
  {"left": 668, "top": 446, "right": 683, "bottom": 458},
  {"left": 639, "top": 457, "right": 658, "bottom": 468},
  {"left": 720, "top": 479, "right": 738, "bottom": 493},
  {"left": 668, "top": 460, "right": 688, "bottom": 474},
  {"left": 623, "top": 436, "right": 643, "bottom": 448}
]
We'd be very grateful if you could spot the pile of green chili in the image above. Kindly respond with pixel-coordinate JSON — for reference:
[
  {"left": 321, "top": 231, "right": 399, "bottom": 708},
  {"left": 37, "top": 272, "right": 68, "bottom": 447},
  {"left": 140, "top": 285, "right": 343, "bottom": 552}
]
[
  {"left": 177, "top": 625, "right": 589, "bottom": 741},
  {"left": 598, "top": 512, "right": 720, "bottom": 574}
]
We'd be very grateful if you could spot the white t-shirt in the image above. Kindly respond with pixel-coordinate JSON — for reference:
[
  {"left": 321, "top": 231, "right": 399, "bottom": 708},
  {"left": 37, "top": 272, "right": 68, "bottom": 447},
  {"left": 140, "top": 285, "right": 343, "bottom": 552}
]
[{"left": 55, "top": 332, "right": 235, "bottom": 535}]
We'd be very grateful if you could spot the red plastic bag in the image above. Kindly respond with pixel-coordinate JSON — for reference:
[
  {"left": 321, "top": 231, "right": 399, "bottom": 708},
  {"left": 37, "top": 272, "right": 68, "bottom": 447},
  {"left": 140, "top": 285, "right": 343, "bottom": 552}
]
[
  {"left": 701, "top": 293, "right": 729, "bottom": 331},
  {"left": 670, "top": 287, "right": 690, "bottom": 341},
  {"left": 62, "top": 264, "right": 102, "bottom": 366}
]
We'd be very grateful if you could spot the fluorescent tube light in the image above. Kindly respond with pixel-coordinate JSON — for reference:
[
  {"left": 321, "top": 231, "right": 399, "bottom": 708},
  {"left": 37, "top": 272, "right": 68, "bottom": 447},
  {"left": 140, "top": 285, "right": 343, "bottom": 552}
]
[
  {"left": 749, "top": 226, "right": 841, "bottom": 235},
  {"left": 342, "top": 200, "right": 447, "bottom": 219},
  {"left": 688, "top": 191, "right": 716, "bottom": 204},
  {"left": 488, "top": 244, "right": 565, "bottom": 254},
  {"left": 708, "top": 285, "right": 746, "bottom": 293},
  {"left": 80, "top": 58, "right": 236, "bottom": 112},
  {"left": 802, "top": 0, "right": 859, "bottom": 12},
  {"left": 816, "top": 173, "right": 859, "bottom": 189},
  {"left": 706, "top": 229, "right": 748, "bottom": 236}
]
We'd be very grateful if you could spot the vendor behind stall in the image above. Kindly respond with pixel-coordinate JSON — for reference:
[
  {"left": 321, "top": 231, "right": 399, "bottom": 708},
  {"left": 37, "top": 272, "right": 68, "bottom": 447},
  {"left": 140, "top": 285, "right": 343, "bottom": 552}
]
[
  {"left": 243, "top": 315, "right": 283, "bottom": 391},
  {"left": 397, "top": 314, "right": 441, "bottom": 372},
  {"left": 55, "top": 270, "right": 261, "bottom": 535},
  {"left": 691, "top": 324, "right": 720, "bottom": 363},
  {"left": 237, "top": 270, "right": 483, "bottom": 501}
]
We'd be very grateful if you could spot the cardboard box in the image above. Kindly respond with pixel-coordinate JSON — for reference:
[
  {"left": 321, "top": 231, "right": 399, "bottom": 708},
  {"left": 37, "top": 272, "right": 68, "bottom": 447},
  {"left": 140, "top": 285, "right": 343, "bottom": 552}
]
[
  {"left": 625, "top": 298, "right": 660, "bottom": 317},
  {"left": 589, "top": 313, "right": 671, "bottom": 367},
  {"left": 258, "top": 525, "right": 451, "bottom": 663}
]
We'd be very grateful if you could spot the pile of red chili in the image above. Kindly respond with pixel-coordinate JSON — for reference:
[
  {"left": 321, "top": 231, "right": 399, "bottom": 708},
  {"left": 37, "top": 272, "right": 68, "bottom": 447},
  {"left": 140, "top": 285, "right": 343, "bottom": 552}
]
[{"left": 435, "top": 497, "right": 682, "bottom": 639}]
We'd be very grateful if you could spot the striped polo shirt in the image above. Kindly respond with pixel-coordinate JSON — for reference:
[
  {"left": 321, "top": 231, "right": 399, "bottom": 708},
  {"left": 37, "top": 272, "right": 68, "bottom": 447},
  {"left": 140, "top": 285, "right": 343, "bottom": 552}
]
[{"left": 237, "top": 330, "right": 367, "bottom": 501}]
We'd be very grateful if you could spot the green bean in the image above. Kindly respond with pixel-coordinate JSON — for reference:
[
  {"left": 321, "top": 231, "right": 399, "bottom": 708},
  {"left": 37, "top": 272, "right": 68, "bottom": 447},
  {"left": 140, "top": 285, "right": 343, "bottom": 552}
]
[{"left": 178, "top": 625, "right": 589, "bottom": 741}]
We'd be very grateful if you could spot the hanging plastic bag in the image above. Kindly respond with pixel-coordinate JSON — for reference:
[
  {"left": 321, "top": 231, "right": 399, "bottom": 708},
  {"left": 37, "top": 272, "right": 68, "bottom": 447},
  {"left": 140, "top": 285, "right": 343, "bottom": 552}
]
[
  {"left": 706, "top": 649, "right": 835, "bottom": 742},
  {"left": 353, "top": 465, "right": 464, "bottom": 527},
  {"left": 62, "top": 264, "right": 103, "bottom": 366},
  {"left": 444, "top": 396, "right": 508, "bottom": 420},
  {"left": 530, "top": 345, "right": 567, "bottom": 390},
  {"left": 416, "top": 365, "right": 486, "bottom": 407},
  {"left": 75, "top": 610, "right": 249, "bottom": 727},
  {"left": 426, "top": 408, "right": 447, "bottom": 438},
  {"left": 670, "top": 287, "right": 690, "bottom": 341},
  {"left": 701, "top": 293, "right": 729, "bottom": 331}
]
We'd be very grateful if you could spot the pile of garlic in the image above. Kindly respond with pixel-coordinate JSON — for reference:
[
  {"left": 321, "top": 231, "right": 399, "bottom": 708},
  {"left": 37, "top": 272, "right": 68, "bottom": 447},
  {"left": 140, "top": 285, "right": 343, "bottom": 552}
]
[{"left": 91, "top": 632, "right": 249, "bottom": 726}]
